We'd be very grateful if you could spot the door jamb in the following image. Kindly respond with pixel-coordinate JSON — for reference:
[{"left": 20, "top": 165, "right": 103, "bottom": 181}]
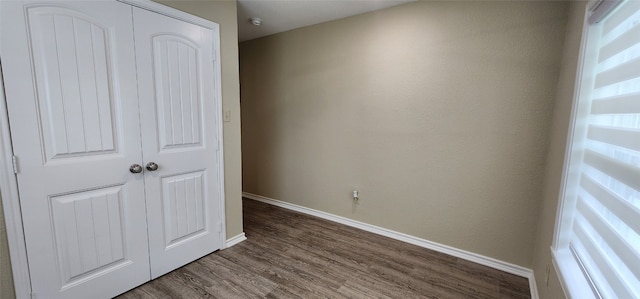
[
  {"left": 0, "top": 1, "right": 227, "bottom": 298},
  {"left": 0, "top": 59, "right": 32, "bottom": 299}
]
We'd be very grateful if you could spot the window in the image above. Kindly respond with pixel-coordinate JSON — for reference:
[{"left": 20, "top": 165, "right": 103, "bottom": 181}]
[{"left": 553, "top": 0, "right": 640, "bottom": 298}]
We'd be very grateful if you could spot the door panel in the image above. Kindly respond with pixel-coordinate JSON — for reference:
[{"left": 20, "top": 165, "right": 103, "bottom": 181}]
[
  {"left": 133, "top": 7, "right": 223, "bottom": 278},
  {"left": 29, "top": 7, "right": 118, "bottom": 159},
  {"left": 1, "top": 1, "right": 150, "bottom": 298},
  {"left": 162, "top": 171, "right": 207, "bottom": 248},
  {"left": 153, "top": 36, "right": 204, "bottom": 149},
  {"left": 50, "top": 185, "right": 129, "bottom": 286}
]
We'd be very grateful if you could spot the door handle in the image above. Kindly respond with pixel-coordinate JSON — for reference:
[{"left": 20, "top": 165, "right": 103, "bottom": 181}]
[
  {"left": 146, "top": 162, "right": 159, "bottom": 171},
  {"left": 129, "top": 164, "right": 143, "bottom": 173}
]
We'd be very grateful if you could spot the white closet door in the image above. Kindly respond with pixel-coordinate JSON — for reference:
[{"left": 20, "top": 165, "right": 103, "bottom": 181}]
[
  {"left": 132, "top": 7, "right": 223, "bottom": 278},
  {"left": 0, "top": 1, "right": 150, "bottom": 298}
]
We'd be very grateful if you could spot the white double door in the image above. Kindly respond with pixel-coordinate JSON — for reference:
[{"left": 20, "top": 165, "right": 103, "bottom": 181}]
[{"left": 1, "top": 1, "right": 223, "bottom": 298}]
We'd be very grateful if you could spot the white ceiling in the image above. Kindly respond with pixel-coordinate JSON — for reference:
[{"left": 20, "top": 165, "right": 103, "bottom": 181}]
[{"left": 237, "top": 0, "right": 415, "bottom": 42}]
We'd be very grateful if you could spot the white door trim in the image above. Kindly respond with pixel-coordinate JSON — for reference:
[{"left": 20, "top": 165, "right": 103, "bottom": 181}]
[
  {"left": 0, "top": 1, "right": 226, "bottom": 297},
  {"left": 0, "top": 59, "right": 32, "bottom": 299}
]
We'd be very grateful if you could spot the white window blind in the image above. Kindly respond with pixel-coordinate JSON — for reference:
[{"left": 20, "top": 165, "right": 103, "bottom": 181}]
[{"left": 554, "top": 0, "right": 640, "bottom": 298}]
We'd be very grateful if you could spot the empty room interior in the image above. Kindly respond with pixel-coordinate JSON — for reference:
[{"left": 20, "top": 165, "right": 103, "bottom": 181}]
[{"left": 1, "top": 0, "right": 639, "bottom": 298}]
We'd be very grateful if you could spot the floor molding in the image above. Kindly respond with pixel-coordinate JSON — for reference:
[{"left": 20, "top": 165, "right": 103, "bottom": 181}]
[
  {"left": 225, "top": 232, "right": 246, "bottom": 248},
  {"left": 243, "top": 192, "right": 538, "bottom": 299},
  {"left": 529, "top": 271, "right": 540, "bottom": 299}
]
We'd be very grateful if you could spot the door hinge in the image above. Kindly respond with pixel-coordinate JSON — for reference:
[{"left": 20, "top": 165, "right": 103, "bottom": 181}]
[
  {"left": 217, "top": 222, "right": 222, "bottom": 233},
  {"left": 12, "top": 155, "right": 18, "bottom": 174}
]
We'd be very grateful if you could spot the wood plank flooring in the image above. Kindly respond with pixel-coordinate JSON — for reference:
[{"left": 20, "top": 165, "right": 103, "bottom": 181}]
[{"left": 117, "top": 198, "right": 531, "bottom": 298}]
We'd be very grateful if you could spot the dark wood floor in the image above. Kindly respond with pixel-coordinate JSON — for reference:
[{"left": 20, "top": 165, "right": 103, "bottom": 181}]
[{"left": 117, "top": 198, "right": 530, "bottom": 298}]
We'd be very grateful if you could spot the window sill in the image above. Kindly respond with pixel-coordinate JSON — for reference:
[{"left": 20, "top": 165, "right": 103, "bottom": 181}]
[{"left": 551, "top": 247, "right": 598, "bottom": 299}]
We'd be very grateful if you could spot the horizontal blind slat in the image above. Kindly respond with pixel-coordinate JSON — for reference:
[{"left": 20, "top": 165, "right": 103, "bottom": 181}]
[
  {"left": 586, "top": 125, "right": 640, "bottom": 151},
  {"left": 603, "top": 0, "right": 640, "bottom": 36},
  {"left": 573, "top": 216, "right": 635, "bottom": 298},
  {"left": 583, "top": 150, "right": 640, "bottom": 191},
  {"left": 599, "top": 23, "right": 640, "bottom": 62},
  {"left": 594, "top": 56, "right": 640, "bottom": 88},
  {"left": 591, "top": 92, "right": 640, "bottom": 113},
  {"left": 580, "top": 174, "right": 640, "bottom": 236},
  {"left": 575, "top": 196, "right": 640, "bottom": 281}
]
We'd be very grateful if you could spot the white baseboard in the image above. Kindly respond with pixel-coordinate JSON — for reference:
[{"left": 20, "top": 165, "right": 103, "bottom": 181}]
[
  {"left": 225, "top": 232, "right": 246, "bottom": 248},
  {"left": 243, "top": 192, "right": 538, "bottom": 299},
  {"left": 529, "top": 271, "right": 540, "bottom": 299}
]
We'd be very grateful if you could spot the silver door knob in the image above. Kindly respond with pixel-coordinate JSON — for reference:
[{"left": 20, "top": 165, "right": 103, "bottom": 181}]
[
  {"left": 145, "top": 162, "right": 159, "bottom": 171},
  {"left": 129, "top": 164, "right": 143, "bottom": 173}
]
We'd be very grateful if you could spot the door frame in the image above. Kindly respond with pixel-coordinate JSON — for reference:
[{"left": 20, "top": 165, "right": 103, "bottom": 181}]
[{"left": 0, "top": 1, "right": 227, "bottom": 298}]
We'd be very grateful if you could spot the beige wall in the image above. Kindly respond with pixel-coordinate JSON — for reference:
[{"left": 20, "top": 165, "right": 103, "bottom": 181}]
[
  {"left": 0, "top": 0, "right": 242, "bottom": 296},
  {"left": 532, "top": 1, "right": 587, "bottom": 298},
  {"left": 1, "top": 196, "right": 15, "bottom": 299},
  {"left": 241, "top": 1, "right": 569, "bottom": 267}
]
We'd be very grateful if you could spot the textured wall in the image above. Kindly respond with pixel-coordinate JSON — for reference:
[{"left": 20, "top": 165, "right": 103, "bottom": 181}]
[
  {"left": 532, "top": 2, "right": 587, "bottom": 298},
  {"left": 241, "top": 1, "right": 569, "bottom": 267},
  {"left": 157, "top": 0, "right": 243, "bottom": 239}
]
